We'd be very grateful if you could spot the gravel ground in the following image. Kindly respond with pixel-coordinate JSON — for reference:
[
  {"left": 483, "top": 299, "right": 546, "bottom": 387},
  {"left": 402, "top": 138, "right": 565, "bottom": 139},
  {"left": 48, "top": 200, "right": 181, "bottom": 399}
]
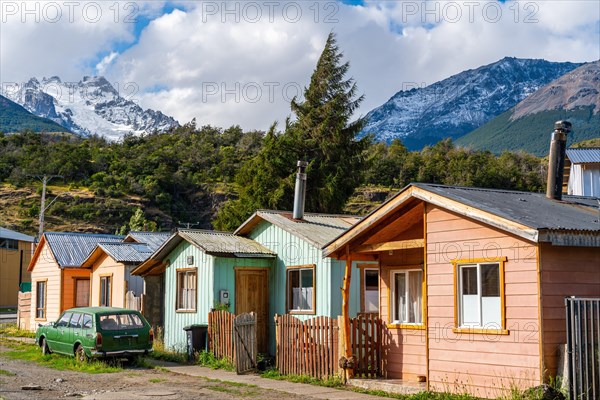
[{"left": 0, "top": 344, "right": 302, "bottom": 400}]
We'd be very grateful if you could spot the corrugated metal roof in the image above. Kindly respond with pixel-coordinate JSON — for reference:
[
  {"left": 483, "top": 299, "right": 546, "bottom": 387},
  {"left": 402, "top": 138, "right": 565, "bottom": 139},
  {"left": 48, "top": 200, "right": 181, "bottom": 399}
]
[
  {"left": 45, "top": 232, "right": 124, "bottom": 267},
  {"left": 178, "top": 229, "right": 276, "bottom": 257},
  {"left": 237, "top": 210, "right": 361, "bottom": 249},
  {"left": 97, "top": 242, "right": 154, "bottom": 263},
  {"left": 566, "top": 148, "right": 600, "bottom": 164},
  {"left": 0, "top": 227, "right": 35, "bottom": 242},
  {"left": 124, "top": 231, "right": 171, "bottom": 251},
  {"left": 412, "top": 183, "right": 599, "bottom": 231}
]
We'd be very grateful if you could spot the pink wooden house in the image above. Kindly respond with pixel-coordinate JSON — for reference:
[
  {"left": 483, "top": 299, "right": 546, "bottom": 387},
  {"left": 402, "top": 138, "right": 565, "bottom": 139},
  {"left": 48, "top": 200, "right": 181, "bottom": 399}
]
[{"left": 324, "top": 183, "right": 600, "bottom": 398}]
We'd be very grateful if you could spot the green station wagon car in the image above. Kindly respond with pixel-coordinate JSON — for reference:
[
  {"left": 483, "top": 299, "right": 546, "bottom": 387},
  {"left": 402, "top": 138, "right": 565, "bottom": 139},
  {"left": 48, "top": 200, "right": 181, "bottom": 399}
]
[{"left": 36, "top": 307, "right": 154, "bottom": 361}]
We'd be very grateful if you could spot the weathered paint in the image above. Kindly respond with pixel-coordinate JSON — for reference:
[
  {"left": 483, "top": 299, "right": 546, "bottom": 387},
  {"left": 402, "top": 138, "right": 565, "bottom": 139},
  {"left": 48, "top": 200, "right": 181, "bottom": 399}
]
[
  {"left": 162, "top": 240, "right": 272, "bottom": 351},
  {"left": 0, "top": 239, "right": 33, "bottom": 306},
  {"left": 539, "top": 243, "right": 600, "bottom": 377},
  {"left": 248, "top": 220, "right": 363, "bottom": 354},
  {"left": 426, "top": 205, "right": 540, "bottom": 399},
  {"left": 29, "top": 242, "right": 61, "bottom": 328}
]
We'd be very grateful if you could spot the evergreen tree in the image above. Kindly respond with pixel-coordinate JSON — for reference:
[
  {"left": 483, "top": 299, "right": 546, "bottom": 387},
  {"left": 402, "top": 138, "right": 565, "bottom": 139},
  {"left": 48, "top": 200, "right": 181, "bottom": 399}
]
[{"left": 214, "top": 32, "right": 371, "bottom": 230}]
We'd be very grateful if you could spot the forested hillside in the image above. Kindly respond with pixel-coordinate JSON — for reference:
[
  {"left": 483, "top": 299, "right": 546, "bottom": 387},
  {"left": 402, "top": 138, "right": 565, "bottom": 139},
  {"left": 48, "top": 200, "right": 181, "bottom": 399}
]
[{"left": 0, "top": 128, "right": 547, "bottom": 236}]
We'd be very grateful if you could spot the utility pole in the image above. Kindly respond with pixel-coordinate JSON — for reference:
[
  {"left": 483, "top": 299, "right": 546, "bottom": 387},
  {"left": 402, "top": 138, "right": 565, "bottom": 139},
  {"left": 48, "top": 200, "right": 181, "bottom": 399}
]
[
  {"left": 178, "top": 221, "right": 200, "bottom": 229},
  {"left": 29, "top": 175, "right": 62, "bottom": 240}
]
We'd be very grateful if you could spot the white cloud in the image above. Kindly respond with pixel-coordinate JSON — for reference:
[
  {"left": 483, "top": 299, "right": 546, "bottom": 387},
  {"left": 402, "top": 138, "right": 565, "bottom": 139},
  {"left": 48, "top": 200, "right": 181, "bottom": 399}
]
[{"left": 2, "top": 0, "right": 599, "bottom": 131}]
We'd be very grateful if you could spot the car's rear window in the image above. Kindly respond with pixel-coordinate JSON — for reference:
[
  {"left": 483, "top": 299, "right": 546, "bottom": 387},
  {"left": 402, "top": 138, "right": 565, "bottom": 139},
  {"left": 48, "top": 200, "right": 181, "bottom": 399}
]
[{"left": 98, "top": 313, "right": 144, "bottom": 330}]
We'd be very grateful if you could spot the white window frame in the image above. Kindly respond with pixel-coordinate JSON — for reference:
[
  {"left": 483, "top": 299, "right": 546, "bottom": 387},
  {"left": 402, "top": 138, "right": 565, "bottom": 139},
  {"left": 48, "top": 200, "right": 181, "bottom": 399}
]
[
  {"left": 287, "top": 265, "right": 315, "bottom": 314},
  {"left": 456, "top": 261, "right": 504, "bottom": 330},
  {"left": 176, "top": 269, "right": 197, "bottom": 312},
  {"left": 390, "top": 269, "right": 423, "bottom": 325},
  {"left": 362, "top": 268, "right": 379, "bottom": 314}
]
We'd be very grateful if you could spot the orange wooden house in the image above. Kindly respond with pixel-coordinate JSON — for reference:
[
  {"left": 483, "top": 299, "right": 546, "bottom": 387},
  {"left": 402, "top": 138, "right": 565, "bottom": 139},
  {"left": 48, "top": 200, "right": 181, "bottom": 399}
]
[
  {"left": 27, "top": 232, "right": 123, "bottom": 329},
  {"left": 324, "top": 183, "right": 600, "bottom": 398}
]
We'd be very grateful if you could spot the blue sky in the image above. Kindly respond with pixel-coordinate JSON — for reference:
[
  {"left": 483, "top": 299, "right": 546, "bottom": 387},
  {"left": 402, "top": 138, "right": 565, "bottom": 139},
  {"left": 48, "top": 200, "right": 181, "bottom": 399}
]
[{"left": 2, "top": 0, "right": 599, "bottom": 130}]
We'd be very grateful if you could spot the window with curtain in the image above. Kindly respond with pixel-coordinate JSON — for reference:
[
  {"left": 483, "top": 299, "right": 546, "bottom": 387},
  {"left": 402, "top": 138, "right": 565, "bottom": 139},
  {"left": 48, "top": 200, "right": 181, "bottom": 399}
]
[
  {"left": 287, "top": 267, "right": 315, "bottom": 312},
  {"left": 176, "top": 269, "right": 197, "bottom": 311},
  {"left": 100, "top": 276, "right": 111, "bottom": 307},
  {"left": 36, "top": 281, "right": 46, "bottom": 319},
  {"left": 391, "top": 269, "right": 423, "bottom": 324},
  {"left": 458, "top": 262, "right": 501, "bottom": 328}
]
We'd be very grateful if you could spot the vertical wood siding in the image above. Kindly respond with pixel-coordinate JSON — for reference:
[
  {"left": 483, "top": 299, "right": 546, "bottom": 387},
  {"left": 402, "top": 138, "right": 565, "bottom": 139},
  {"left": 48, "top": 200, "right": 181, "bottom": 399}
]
[
  {"left": 426, "top": 205, "right": 540, "bottom": 398},
  {"left": 163, "top": 241, "right": 214, "bottom": 351},
  {"left": 90, "top": 254, "right": 125, "bottom": 307},
  {"left": 540, "top": 243, "right": 600, "bottom": 377},
  {"left": 249, "top": 220, "right": 361, "bottom": 355},
  {"left": 162, "top": 240, "right": 273, "bottom": 351},
  {"left": 30, "top": 242, "right": 61, "bottom": 328}
]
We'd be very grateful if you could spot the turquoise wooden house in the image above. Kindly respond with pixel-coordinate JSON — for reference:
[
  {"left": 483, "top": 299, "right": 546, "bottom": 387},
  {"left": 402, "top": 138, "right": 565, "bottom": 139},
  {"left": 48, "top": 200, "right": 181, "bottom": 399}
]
[
  {"left": 235, "top": 210, "right": 379, "bottom": 353},
  {"left": 132, "top": 229, "right": 276, "bottom": 352}
]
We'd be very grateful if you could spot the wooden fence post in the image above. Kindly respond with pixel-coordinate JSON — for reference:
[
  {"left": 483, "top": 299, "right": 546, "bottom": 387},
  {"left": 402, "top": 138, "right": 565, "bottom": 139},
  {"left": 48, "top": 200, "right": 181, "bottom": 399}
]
[{"left": 337, "top": 315, "right": 346, "bottom": 379}]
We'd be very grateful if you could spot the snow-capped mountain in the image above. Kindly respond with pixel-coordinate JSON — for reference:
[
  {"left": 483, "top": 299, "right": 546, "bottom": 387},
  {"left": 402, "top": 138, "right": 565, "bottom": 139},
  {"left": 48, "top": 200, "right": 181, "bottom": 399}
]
[
  {"left": 363, "top": 57, "right": 582, "bottom": 149},
  {"left": 3, "top": 76, "right": 179, "bottom": 140}
]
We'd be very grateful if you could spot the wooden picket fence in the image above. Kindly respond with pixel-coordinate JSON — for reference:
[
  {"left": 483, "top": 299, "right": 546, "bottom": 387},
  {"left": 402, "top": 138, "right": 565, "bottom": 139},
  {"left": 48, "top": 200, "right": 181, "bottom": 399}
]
[
  {"left": 208, "top": 310, "right": 235, "bottom": 363},
  {"left": 208, "top": 310, "right": 257, "bottom": 374},
  {"left": 234, "top": 312, "right": 257, "bottom": 374},
  {"left": 350, "top": 313, "right": 383, "bottom": 378},
  {"left": 275, "top": 314, "right": 338, "bottom": 379}
]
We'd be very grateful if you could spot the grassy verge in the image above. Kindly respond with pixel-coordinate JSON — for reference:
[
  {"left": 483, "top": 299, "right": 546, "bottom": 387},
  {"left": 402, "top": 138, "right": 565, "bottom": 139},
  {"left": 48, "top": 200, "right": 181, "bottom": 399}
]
[
  {"left": 0, "top": 337, "right": 122, "bottom": 374},
  {"left": 0, "top": 369, "right": 16, "bottom": 376},
  {"left": 260, "top": 369, "right": 343, "bottom": 388},
  {"left": 0, "top": 324, "right": 35, "bottom": 338},
  {"left": 196, "top": 350, "right": 234, "bottom": 371}
]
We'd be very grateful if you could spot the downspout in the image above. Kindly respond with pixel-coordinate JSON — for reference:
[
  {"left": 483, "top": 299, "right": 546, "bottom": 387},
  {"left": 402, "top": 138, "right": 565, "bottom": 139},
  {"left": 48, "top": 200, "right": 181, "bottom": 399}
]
[{"left": 341, "top": 245, "right": 353, "bottom": 380}]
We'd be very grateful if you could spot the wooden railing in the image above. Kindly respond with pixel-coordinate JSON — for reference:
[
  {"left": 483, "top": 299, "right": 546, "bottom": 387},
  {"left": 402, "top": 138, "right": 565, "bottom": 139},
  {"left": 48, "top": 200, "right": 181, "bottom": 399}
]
[
  {"left": 208, "top": 310, "right": 235, "bottom": 363},
  {"left": 350, "top": 313, "right": 383, "bottom": 378},
  {"left": 275, "top": 314, "right": 339, "bottom": 379}
]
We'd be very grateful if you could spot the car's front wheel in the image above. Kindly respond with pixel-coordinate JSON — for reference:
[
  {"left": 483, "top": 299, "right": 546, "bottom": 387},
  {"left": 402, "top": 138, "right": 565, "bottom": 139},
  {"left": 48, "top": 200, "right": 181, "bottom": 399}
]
[
  {"left": 41, "top": 338, "right": 51, "bottom": 355},
  {"left": 75, "top": 345, "right": 88, "bottom": 363}
]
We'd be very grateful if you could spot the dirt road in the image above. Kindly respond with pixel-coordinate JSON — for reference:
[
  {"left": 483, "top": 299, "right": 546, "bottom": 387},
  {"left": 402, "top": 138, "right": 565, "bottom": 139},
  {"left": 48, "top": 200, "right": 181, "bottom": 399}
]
[{"left": 0, "top": 347, "right": 303, "bottom": 400}]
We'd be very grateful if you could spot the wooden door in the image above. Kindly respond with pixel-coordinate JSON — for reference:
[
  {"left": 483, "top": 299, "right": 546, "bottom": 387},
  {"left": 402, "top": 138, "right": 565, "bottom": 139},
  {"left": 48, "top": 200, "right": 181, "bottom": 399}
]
[
  {"left": 75, "top": 279, "right": 90, "bottom": 307},
  {"left": 235, "top": 268, "right": 269, "bottom": 353}
]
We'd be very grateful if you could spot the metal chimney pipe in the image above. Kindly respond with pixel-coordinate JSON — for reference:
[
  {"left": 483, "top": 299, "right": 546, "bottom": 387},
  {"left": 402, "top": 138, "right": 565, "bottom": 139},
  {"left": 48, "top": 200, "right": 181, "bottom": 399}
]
[
  {"left": 293, "top": 160, "right": 308, "bottom": 220},
  {"left": 546, "top": 120, "right": 571, "bottom": 200}
]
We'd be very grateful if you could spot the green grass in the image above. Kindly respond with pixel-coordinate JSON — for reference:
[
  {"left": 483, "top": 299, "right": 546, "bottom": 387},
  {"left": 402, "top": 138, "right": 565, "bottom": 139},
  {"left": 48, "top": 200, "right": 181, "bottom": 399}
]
[
  {"left": 0, "top": 369, "right": 15, "bottom": 376},
  {"left": 0, "top": 338, "right": 122, "bottom": 374},
  {"left": 149, "top": 377, "right": 166, "bottom": 383},
  {"left": 0, "top": 324, "right": 35, "bottom": 338},
  {"left": 260, "top": 369, "right": 344, "bottom": 388},
  {"left": 196, "top": 350, "right": 234, "bottom": 371}
]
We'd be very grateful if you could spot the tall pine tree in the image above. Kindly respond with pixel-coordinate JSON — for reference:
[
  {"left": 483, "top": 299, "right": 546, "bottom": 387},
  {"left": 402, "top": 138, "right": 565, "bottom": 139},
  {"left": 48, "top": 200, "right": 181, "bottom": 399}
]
[{"left": 214, "top": 32, "right": 371, "bottom": 231}]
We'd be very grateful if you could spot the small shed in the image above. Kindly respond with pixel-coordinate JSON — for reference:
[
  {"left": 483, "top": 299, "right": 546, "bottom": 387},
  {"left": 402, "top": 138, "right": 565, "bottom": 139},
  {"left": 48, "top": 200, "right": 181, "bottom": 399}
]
[
  {"left": 565, "top": 148, "right": 600, "bottom": 196},
  {"left": 132, "top": 229, "right": 276, "bottom": 352}
]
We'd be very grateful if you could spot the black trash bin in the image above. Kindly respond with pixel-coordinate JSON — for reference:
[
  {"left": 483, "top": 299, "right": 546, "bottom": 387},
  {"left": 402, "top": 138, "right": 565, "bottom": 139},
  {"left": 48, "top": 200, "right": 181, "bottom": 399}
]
[{"left": 183, "top": 324, "right": 208, "bottom": 361}]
